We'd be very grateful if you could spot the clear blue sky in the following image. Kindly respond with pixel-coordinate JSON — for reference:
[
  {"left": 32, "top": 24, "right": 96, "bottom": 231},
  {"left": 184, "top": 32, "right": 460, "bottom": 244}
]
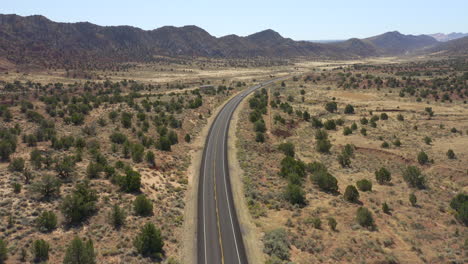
[{"left": 2, "top": 0, "right": 467, "bottom": 40}]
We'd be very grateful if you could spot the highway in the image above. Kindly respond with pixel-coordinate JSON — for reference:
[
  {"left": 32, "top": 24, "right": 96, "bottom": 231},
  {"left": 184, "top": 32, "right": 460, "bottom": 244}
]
[{"left": 197, "top": 77, "right": 284, "bottom": 264}]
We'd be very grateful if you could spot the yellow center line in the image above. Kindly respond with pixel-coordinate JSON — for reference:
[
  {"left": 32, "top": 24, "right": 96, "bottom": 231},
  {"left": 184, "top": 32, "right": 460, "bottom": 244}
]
[{"left": 213, "top": 117, "right": 225, "bottom": 264}]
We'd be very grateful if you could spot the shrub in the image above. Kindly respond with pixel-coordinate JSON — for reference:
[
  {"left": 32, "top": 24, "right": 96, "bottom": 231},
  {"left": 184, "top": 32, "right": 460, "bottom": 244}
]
[
  {"left": 30, "top": 149, "right": 43, "bottom": 169},
  {"left": 351, "top": 122, "right": 358, "bottom": 130},
  {"left": 278, "top": 142, "right": 295, "bottom": 157},
  {"left": 344, "top": 104, "right": 355, "bottom": 114},
  {"left": 328, "top": 217, "right": 337, "bottom": 231},
  {"left": 311, "top": 117, "right": 323, "bottom": 128},
  {"left": 109, "top": 204, "right": 126, "bottom": 229},
  {"left": 344, "top": 185, "right": 360, "bottom": 203},
  {"left": 381, "top": 141, "right": 389, "bottom": 148},
  {"left": 131, "top": 143, "right": 145, "bottom": 163},
  {"left": 31, "top": 175, "right": 62, "bottom": 200},
  {"left": 184, "top": 134, "right": 191, "bottom": 143},
  {"left": 55, "top": 156, "right": 76, "bottom": 179},
  {"left": 382, "top": 202, "right": 391, "bottom": 214},
  {"left": 134, "top": 195, "right": 153, "bottom": 216},
  {"left": 360, "top": 117, "right": 368, "bottom": 125},
  {"left": 263, "top": 229, "right": 290, "bottom": 261},
  {"left": 325, "top": 102, "right": 337, "bottom": 113},
  {"left": 134, "top": 223, "right": 164, "bottom": 258},
  {"left": 450, "top": 193, "right": 468, "bottom": 226},
  {"left": 356, "top": 179, "right": 372, "bottom": 192},
  {"left": 0, "top": 239, "right": 7, "bottom": 263},
  {"left": 380, "top": 113, "right": 388, "bottom": 120},
  {"left": 343, "top": 127, "right": 352, "bottom": 135},
  {"left": 403, "top": 166, "right": 425, "bottom": 189},
  {"left": 36, "top": 211, "right": 57, "bottom": 232},
  {"left": 316, "top": 139, "right": 332, "bottom": 153},
  {"left": 423, "top": 136, "right": 432, "bottom": 145},
  {"left": 337, "top": 152, "right": 350, "bottom": 168},
  {"left": 375, "top": 167, "right": 391, "bottom": 184},
  {"left": 447, "top": 149, "right": 456, "bottom": 159},
  {"left": 63, "top": 237, "right": 96, "bottom": 264},
  {"left": 109, "top": 132, "right": 127, "bottom": 144},
  {"left": 360, "top": 128, "right": 367, "bottom": 136},
  {"left": 121, "top": 112, "right": 133, "bottom": 128},
  {"left": 254, "top": 120, "right": 266, "bottom": 133},
  {"left": 86, "top": 162, "right": 102, "bottom": 178},
  {"left": 393, "top": 139, "right": 401, "bottom": 147},
  {"left": 324, "top": 119, "right": 336, "bottom": 130},
  {"left": 8, "top": 157, "right": 24, "bottom": 172},
  {"left": 311, "top": 170, "right": 338, "bottom": 193},
  {"left": 409, "top": 193, "right": 417, "bottom": 206},
  {"left": 156, "top": 136, "right": 171, "bottom": 151},
  {"left": 397, "top": 114, "right": 404, "bottom": 121},
  {"left": 255, "top": 132, "right": 265, "bottom": 143},
  {"left": 146, "top": 151, "right": 156, "bottom": 167},
  {"left": 356, "top": 207, "right": 374, "bottom": 228},
  {"left": 417, "top": 151, "right": 429, "bottom": 165},
  {"left": 117, "top": 169, "right": 141, "bottom": 193},
  {"left": 32, "top": 239, "right": 49, "bottom": 262},
  {"left": 61, "top": 181, "right": 98, "bottom": 225},
  {"left": 284, "top": 184, "right": 305, "bottom": 205},
  {"left": 12, "top": 182, "right": 21, "bottom": 193}
]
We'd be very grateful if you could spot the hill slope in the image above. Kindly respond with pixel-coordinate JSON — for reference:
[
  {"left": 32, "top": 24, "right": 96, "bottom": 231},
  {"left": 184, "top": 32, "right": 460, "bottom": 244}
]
[{"left": 0, "top": 14, "right": 447, "bottom": 67}]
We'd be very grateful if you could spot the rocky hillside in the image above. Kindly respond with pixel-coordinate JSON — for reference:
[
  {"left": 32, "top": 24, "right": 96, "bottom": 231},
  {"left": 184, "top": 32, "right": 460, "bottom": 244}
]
[{"left": 0, "top": 14, "right": 453, "bottom": 68}]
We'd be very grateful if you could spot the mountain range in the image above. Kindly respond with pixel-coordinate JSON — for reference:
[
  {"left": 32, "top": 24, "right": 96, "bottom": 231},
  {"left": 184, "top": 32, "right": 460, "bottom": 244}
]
[
  {"left": 0, "top": 14, "right": 466, "bottom": 67},
  {"left": 429, "top": 32, "right": 468, "bottom": 42}
]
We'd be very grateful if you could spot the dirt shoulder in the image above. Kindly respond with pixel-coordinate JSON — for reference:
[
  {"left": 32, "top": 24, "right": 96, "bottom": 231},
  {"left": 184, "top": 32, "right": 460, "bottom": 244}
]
[{"left": 228, "top": 94, "right": 266, "bottom": 264}]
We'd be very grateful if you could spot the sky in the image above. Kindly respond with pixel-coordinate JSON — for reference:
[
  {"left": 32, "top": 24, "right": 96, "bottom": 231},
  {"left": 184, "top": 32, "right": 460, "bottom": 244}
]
[{"left": 1, "top": 0, "right": 467, "bottom": 40}]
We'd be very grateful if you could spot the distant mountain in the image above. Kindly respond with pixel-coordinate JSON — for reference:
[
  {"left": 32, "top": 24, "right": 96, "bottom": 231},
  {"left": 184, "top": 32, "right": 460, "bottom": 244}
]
[
  {"left": 429, "top": 32, "right": 468, "bottom": 42},
  {"left": 363, "top": 31, "right": 438, "bottom": 55},
  {"left": 0, "top": 14, "right": 454, "bottom": 68},
  {"left": 428, "top": 36, "right": 468, "bottom": 55}
]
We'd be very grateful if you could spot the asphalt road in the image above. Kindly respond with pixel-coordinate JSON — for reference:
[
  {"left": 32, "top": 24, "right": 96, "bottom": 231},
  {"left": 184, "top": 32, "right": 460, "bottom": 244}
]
[{"left": 197, "top": 78, "right": 284, "bottom": 264}]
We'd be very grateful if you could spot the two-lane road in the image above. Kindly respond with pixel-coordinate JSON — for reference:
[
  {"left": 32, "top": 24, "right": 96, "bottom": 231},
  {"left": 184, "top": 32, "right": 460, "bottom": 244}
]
[{"left": 197, "top": 78, "right": 284, "bottom": 264}]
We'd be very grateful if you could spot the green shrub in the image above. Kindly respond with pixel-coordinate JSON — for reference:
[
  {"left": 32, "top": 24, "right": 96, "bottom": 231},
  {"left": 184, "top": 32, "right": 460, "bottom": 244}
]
[
  {"left": 397, "top": 114, "right": 404, "bottom": 121},
  {"left": 325, "top": 102, "right": 337, "bottom": 113},
  {"left": 360, "top": 127, "right": 367, "bottom": 136},
  {"left": 86, "top": 162, "right": 102, "bottom": 178},
  {"left": 12, "top": 182, "right": 21, "bottom": 194},
  {"left": 121, "top": 112, "right": 133, "bottom": 128},
  {"left": 156, "top": 136, "right": 171, "bottom": 151},
  {"left": 109, "top": 132, "right": 127, "bottom": 144},
  {"left": 327, "top": 217, "right": 337, "bottom": 231},
  {"left": 8, "top": 157, "right": 24, "bottom": 172},
  {"left": 409, "top": 193, "right": 417, "bottom": 207},
  {"left": 424, "top": 136, "right": 432, "bottom": 145},
  {"left": 184, "top": 134, "right": 191, "bottom": 143},
  {"left": 344, "top": 185, "right": 360, "bottom": 203},
  {"left": 356, "top": 207, "right": 374, "bottom": 228},
  {"left": 278, "top": 142, "right": 295, "bottom": 157},
  {"left": 63, "top": 237, "right": 96, "bottom": 264},
  {"left": 146, "top": 151, "right": 156, "bottom": 167},
  {"left": 263, "top": 229, "right": 290, "bottom": 261},
  {"left": 316, "top": 139, "right": 332, "bottom": 153},
  {"left": 381, "top": 141, "right": 389, "bottom": 148},
  {"left": 380, "top": 113, "right": 388, "bottom": 120},
  {"left": 36, "top": 211, "right": 57, "bottom": 232},
  {"left": 255, "top": 132, "right": 265, "bottom": 143},
  {"left": 32, "top": 239, "right": 49, "bottom": 263},
  {"left": 117, "top": 169, "right": 141, "bottom": 193},
  {"left": 109, "top": 204, "right": 126, "bottom": 229},
  {"left": 134, "top": 195, "right": 153, "bottom": 216},
  {"left": 356, "top": 179, "right": 372, "bottom": 192},
  {"left": 382, "top": 202, "right": 391, "bottom": 214},
  {"left": 351, "top": 122, "right": 358, "bottom": 130},
  {"left": 343, "top": 127, "right": 352, "bottom": 135},
  {"left": 447, "top": 149, "right": 456, "bottom": 159},
  {"left": 311, "top": 117, "right": 323, "bottom": 128},
  {"left": 375, "top": 167, "right": 391, "bottom": 184},
  {"left": 344, "top": 104, "right": 355, "bottom": 114},
  {"left": 450, "top": 193, "right": 468, "bottom": 226},
  {"left": 61, "top": 181, "right": 98, "bottom": 225},
  {"left": 284, "top": 184, "right": 305, "bottom": 205},
  {"left": 360, "top": 117, "right": 368, "bottom": 125},
  {"left": 0, "top": 239, "right": 7, "bottom": 263},
  {"left": 311, "top": 170, "right": 338, "bottom": 193},
  {"left": 134, "top": 223, "right": 164, "bottom": 258},
  {"left": 323, "top": 119, "right": 336, "bottom": 130},
  {"left": 417, "top": 151, "right": 429, "bottom": 165},
  {"left": 403, "top": 166, "right": 425, "bottom": 189},
  {"left": 31, "top": 175, "right": 62, "bottom": 200}
]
